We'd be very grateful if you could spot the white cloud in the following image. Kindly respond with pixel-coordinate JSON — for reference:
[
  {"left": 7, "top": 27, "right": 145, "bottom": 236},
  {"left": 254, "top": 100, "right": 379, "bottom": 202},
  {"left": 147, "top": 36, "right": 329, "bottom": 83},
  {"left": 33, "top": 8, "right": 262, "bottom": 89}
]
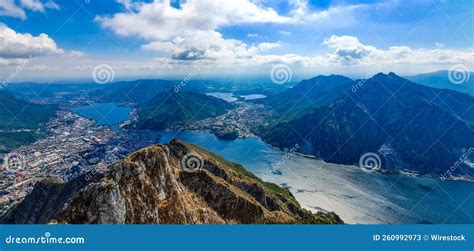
[
  {"left": 98, "top": 0, "right": 296, "bottom": 63},
  {"left": 288, "top": 0, "right": 367, "bottom": 26},
  {"left": 1, "top": 0, "right": 471, "bottom": 81},
  {"left": 44, "top": 1, "right": 59, "bottom": 10},
  {"left": 323, "top": 35, "right": 377, "bottom": 64},
  {"left": 0, "top": 0, "right": 58, "bottom": 19},
  {"left": 256, "top": 42, "right": 281, "bottom": 51},
  {"left": 0, "top": 0, "right": 26, "bottom": 19},
  {"left": 0, "top": 57, "right": 28, "bottom": 66},
  {"left": 98, "top": 0, "right": 289, "bottom": 41},
  {"left": 21, "top": 0, "right": 47, "bottom": 12},
  {"left": 320, "top": 35, "right": 474, "bottom": 72},
  {"left": 97, "top": 0, "right": 367, "bottom": 65},
  {"left": 68, "top": 50, "right": 86, "bottom": 57},
  {"left": 278, "top": 30, "right": 292, "bottom": 36},
  {"left": 0, "top": 23, "right": 64, "bottom": 59}
]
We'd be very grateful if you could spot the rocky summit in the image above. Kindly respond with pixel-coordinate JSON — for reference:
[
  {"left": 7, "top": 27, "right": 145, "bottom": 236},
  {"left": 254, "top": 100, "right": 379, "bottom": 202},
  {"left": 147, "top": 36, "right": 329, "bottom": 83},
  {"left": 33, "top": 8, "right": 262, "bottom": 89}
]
[{"left": 3, "top": 139, "right": 342, "bottom": 224}]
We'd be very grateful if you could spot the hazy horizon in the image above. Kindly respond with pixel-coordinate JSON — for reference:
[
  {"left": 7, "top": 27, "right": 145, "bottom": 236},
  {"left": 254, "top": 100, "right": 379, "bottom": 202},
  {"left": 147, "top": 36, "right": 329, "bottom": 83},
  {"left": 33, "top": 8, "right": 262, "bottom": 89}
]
[
  {"left": 3, "top": 69, "right": 468, "bottom": 85},
  {"left": 0, "top": 0, "right": 472, "bottom": 83}
]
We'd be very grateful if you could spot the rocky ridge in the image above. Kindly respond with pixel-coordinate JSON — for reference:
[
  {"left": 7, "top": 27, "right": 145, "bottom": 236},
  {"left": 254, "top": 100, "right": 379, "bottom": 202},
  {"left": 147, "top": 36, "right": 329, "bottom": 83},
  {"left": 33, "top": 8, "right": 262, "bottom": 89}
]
[{"left": 3, "top": 139, "right": 342, "bottom": 224}]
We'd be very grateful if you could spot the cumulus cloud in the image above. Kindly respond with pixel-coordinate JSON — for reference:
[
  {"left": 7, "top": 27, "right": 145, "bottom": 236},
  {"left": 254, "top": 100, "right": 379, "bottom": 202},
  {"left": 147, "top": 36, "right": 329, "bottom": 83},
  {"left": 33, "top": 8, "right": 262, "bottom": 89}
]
[
  {"left": 20, "top": 0, "right": 59, "bottom": 12},
  {"left": 256, "top": 42, "right": 281, "bottom": 51},
  {"left": 0, "top": 23, "right": 63, "bottom": 59},
  {"left": 98, "top": 0, "right": 289, "bottom": 40},
  {"left": 1, "top": 0, "right": 471, "bottom": 80},
  {"left": 0, "top": 0, "right": 26, "bottom": 19},
  {"left": 323, "top": 35, "right": 377, "bottom": 64},
  {"left": 278, "top": 30, "right": 292, "bottom": 36},
  {"left": 321, "top": 35, "right": 474, "bottom": 69},
  {"left": 247, "top": 33, "right": 259, "bottom": 38},
  {"left": 0, "top": 57, "right": 29, "bottom": 66},
  {"left": 0, "top": 0, "right": 58, "bottom": 19},
  {"left": 288, "top": 0, "right": 366, "bottom": 25},
  {"left": 97, "top": 0, "right": 367, "bottom": 65},
  {"left": 67, "top": 50, "right": 86, "bottom": 57},
  {"left": 97, "top": 0, "right": 292, "bottom": 63}
]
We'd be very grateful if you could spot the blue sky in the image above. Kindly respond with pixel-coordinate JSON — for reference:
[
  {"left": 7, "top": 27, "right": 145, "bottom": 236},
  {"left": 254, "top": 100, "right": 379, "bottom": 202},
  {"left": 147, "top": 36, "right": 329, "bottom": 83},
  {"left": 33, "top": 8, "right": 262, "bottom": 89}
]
[{"left": 0, "top": 0, "right": 472, "bottom": 82}]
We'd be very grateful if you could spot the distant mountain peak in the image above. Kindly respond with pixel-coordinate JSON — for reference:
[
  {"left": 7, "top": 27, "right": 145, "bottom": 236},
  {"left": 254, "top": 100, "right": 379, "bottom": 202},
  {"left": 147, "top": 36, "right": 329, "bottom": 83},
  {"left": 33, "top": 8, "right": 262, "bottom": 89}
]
[
  {"left": 308, "top": 74, "right": 352, "bottom": 81},
  {"left": 262, "top": 71, "right": 474, "bottom": 177},
  {"left": 405, "top": 70, "right": 474, "bottom": 97},
  {"left": 371, "top": 72, "right": 400, "bottom": 79},
  {"left": 388, "top": 72, "right": 398, "bottom": 77}
]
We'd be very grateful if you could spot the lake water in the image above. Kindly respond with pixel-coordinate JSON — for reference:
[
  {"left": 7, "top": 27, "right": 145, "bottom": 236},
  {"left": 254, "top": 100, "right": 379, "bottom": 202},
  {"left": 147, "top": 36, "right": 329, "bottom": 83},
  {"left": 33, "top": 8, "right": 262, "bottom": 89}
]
[
  {"left": 72, "top": 103, "right": 474, "bottom": 224},
  {"left": 206, "top": 92, "right": 267, "bottom": 102},
  {"left": 72, "top": 103, "right": 132, "bottom": 131},
  {"left": 240, "top": 94, "right": 267, "bottom": 100},
  {"left": 159, "top": 131, "right": 474, "bottom": 224},
  {"left": 206, "top": 92, "right": 238, "bottom": 102}
]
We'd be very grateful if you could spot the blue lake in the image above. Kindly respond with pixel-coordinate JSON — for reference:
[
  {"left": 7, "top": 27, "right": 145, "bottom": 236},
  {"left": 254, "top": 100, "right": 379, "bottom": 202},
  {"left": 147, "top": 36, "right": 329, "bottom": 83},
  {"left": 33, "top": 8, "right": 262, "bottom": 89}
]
[
  {"left": 71, "top": 103, "right": 474, "bottom": 224},
  {"left": 205, "top": 92, "right": 238, "bottom": 102},
  {"left": 160, "top": 131, "right": 474, "bottom": 224},
  {"left": 72, "top": 103, "right": 132, "bottom": 131}
]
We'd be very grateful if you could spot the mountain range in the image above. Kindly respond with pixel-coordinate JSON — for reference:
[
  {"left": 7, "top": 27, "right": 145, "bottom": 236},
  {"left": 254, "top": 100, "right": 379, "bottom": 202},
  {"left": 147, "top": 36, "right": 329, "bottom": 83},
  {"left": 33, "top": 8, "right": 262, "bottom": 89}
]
[
  {"left": 258, "top": 75, "right": 354, "bottom": 120},
  {"left": 93, "top": 79, "right": 176, "bottom": 104},
  {"left": 260, "top": 73, "right": 474, "bottom": 177},
  {"left": 92, "top": 79, "right": 294, "bottom": 106},
  {"left": 1, "top": 70, "right": 472, "bottom": 225},
  {"left": 406, "top": 70, "right": 474, "bottom": 97}
]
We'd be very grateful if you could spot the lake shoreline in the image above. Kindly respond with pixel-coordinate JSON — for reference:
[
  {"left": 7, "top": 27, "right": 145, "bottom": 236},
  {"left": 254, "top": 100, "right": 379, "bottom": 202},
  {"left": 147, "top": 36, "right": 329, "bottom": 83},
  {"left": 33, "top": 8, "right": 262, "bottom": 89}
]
[{"left": 68, "top": 102, "right": 474, "bottom": 224}]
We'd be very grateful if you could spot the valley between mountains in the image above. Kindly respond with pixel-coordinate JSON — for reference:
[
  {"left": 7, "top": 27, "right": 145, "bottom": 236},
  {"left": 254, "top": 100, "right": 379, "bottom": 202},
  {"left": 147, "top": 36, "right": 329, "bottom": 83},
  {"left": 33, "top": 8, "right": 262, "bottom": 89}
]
[{"left": 0, "top": 71, "right": 473, "bottom": 224}]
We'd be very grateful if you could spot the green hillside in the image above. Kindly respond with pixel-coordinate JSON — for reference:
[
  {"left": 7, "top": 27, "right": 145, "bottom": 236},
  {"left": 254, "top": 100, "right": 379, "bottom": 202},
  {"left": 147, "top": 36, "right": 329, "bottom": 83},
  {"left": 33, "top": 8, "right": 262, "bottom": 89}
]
[
  {"left": 0, "top": 91, "right": 57, "bottom": 152},
  {"left": 133, "top": 90, "right": 233, "bottom": 130}
]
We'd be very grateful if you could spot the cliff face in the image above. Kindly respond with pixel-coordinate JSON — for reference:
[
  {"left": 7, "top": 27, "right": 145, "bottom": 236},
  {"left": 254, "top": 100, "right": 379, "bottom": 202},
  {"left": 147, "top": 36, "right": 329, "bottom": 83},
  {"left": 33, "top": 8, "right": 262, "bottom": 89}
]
[
  {"left": 1, "top": 173, "right": 102, "bottom": 224},
  {"left": 7, "top": 139, "right": 341, "bottom": 224}
]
